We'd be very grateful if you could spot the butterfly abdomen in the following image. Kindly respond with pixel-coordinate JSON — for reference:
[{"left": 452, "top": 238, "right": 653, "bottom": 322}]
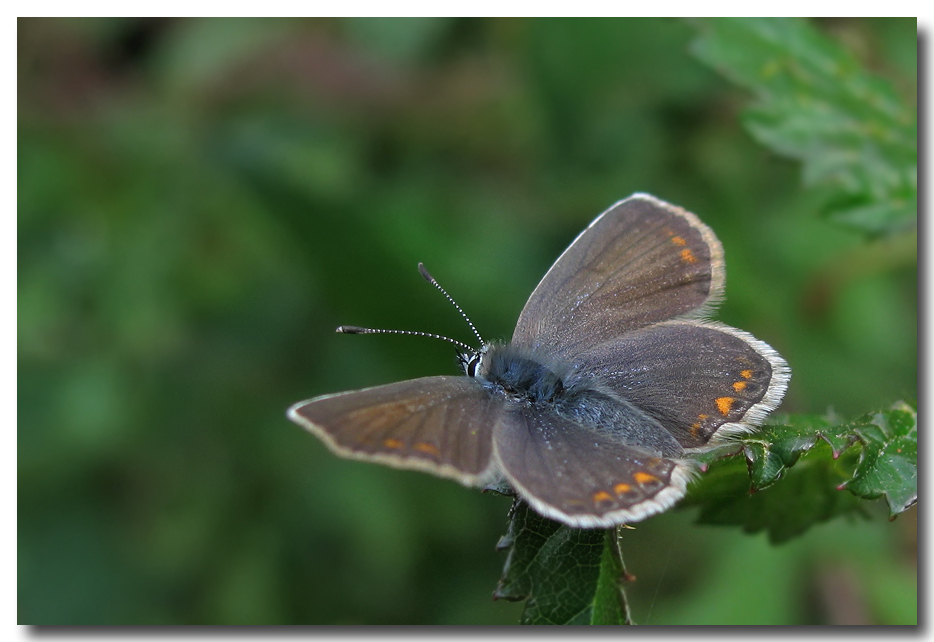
[{"left": 555, "top": 388, "right": 684, "bottom": 458}]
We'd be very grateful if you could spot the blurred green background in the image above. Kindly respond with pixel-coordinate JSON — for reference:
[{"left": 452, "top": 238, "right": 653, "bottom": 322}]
[{"left": 18, "top": 17, "right": 916, "bottom": 624}]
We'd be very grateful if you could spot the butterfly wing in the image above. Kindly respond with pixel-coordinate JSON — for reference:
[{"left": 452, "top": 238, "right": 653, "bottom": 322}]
[
  {"left": 492, "top": 404, "right": 695, "bottom": 527},
  {"left": 288, "top": 376, "right": 502, "bottom": 485},
  {"left": 512, "top": 193, "right": 724, "bottom": 359},
  {"left": 571, "top": 321, "right": 791, "bottom": 449}
]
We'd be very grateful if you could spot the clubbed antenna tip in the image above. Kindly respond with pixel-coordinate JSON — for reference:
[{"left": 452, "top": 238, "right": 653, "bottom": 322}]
[
  {"left": 418, "top": 262, "right": 435, "bottom": 284},
  {"left": 336, "top": 326, "right": 367, "bottom": 334}
]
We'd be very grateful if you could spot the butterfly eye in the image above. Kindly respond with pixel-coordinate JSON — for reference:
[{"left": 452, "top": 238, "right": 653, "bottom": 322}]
[
  {"left": 457, "top": 351, "right": 480, "bottom": 377},
  {"left": 467, "top": 354, "right": 481, "bottom": 378},
  {"left": 455, "top": 348, "right": 474, "bottom": 376},
  {"left": 456, "top": 346, "right": 487, "bottom": 378}
]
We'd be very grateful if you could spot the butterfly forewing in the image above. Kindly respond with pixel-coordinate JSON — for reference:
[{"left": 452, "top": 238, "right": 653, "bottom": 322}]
[
  {"left": 288, "top": 376, "right": 501, "bottom": 485},
  {"left": 512, "top": 194, "right": 724, "bottom": 359},
  {"left": 492, "top": 404, "right": 695, "bottom": 528},
  {"left": 571, "top": 322, "right": 790, "bottom": 449}
]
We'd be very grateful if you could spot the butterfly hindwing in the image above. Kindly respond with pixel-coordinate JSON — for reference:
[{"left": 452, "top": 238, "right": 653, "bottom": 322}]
[
  {"left": 512, "top": 193, "right": 724, "bottom": 359},
  {"left": 288, "top": 376, "right": 501, "bottom": 485},
  {"left": 492, "top": 403, "right": 695, "bottom": 528},
  {"left": 572, "top": 321, "right": 790, "bottom": 449}
]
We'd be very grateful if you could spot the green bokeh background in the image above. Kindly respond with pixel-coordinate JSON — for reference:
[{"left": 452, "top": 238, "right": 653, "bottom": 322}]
[{"left": 18, "top": 17, "right": 917, "bottom": 624}]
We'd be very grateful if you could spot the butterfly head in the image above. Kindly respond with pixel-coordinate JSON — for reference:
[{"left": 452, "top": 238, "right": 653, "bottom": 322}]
[{"left": 457, "top": 343, "right": 490, "bottom": 378}]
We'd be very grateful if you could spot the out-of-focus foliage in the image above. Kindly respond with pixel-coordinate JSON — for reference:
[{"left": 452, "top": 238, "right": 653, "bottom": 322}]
[
  {"left": 691, "top": 18, "right": 917, "bottom": 236},
  {"left": 18, "top": 18, "right": 916, "bottom": 624}
]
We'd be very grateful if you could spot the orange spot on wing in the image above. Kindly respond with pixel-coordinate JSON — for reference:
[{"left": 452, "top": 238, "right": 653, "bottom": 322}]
[
  {"left": 383, "top": 438, "right": 403, "bottom": 449},
  {"left": 698, "top": 414, "right": 709, "bottom": 420},
  {"left": 671, "top": 235, "right": 687, "bottom": 246},
  {"left": 593, "top": 490, "right": 613, "bottom": 503},
  {"left": 414, "top": 442, "right": 440, "bottom": 456},
  {"left": 614, "top": 483, "right": 632, "bottom": 495},
  {"left": 680, "top": 248, "right": 697, "bottom": 264},
  {"left": 733, "top": 381, "right": 747, "bottom": 392},
  {"left": 716, "top": 397, "right": 735, "bottom": 415},
  {"left": 690, "top": 422, "right": 702, "bottom": 438},
  {"left": 634, "top": 472, "right": 659, "bottom": 485},
  {"left": 740, "top": 369, "right": 753, "bottom": 379}
]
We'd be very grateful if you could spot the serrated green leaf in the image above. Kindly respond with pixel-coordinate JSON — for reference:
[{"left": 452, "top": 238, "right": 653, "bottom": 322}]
[
  {"left": 840, "top": 402, "right": 917, "bottom": 516},
  {"left": 686, "top": 441, "right": 867, "bottom": 544},
  {"left": 684, "top": 403, "right": 916, "bottom": 542},
  {"left": 495, "top": 501, "right": 631, "bottom": 625},
  {"left": 743, "top": 422, "right": 822, "bottom": 488},
  {"left": 689, "top": 17, "right": 917, "bottom": 236}
]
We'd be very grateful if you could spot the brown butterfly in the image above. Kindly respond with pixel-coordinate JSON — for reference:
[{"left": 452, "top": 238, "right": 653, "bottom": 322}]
[{"left": 288, "top": 194, "right": 790, "bottom": 527}]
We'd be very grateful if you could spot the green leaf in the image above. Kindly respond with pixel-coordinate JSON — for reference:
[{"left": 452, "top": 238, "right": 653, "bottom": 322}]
[
  {"left": 495, "top": 501, "right": 632, "bottom": 625},
  {"left": 685, "top": 440, "right": 867, "bottom": 544},
  {"left": 684, "top": 402, "right": 917, "bottom": 542},
  {"left": 839, "top": 400, "right": 917, "bottom": 516},
  {"left": 591, "top": 529, "right": 633, "bottom": 625},
  {"left": 689, "top": 18, "right": 917, "bottom": 236}
]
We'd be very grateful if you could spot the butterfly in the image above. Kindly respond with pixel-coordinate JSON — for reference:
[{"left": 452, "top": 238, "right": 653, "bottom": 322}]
[{"left": 288, "top": 193, "right": 790, "bottom": 527}]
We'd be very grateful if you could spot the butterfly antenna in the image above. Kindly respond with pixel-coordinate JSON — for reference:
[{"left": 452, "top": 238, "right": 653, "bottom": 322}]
[
  {"left": 417, "top": 263, "right": 485, "bottom": 346},
  {"left": 335, "top": 326, "right": 474, "bottom": 352}
]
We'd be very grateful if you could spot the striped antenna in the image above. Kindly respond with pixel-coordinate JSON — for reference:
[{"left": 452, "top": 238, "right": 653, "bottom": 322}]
[
  {"left": 335, "top": 325, "right": 473, "bottom": 352},
  {"left": 417, "top": 263, "right": 485, "bottom": 346}
]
